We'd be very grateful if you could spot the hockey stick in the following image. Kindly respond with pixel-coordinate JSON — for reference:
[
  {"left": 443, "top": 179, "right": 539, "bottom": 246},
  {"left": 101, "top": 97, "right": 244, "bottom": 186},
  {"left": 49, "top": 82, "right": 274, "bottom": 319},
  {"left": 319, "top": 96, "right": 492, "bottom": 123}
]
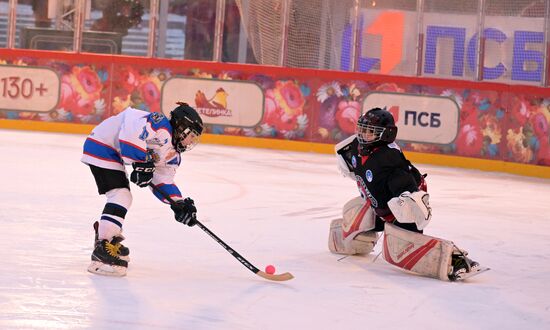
[{"left": 148, "top": 183, "right": 294, "bottom": 282}]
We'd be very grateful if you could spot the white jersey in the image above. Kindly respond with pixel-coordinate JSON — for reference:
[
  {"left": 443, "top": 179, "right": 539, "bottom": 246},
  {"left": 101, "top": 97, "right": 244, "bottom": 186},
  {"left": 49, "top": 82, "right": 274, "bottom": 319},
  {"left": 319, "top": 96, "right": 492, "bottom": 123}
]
[{"left": 81, "top": 107, "right": 183, "bottom": 202}]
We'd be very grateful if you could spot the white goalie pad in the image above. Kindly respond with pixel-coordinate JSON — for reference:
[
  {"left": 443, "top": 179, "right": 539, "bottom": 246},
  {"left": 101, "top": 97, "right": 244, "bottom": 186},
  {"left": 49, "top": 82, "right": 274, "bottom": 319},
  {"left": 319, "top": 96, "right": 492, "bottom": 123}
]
[
  {"left": 388, "top": 191, "right": 432, "bottom": 230},
  {"left": 382, "top": 223, "right": 456, "bottom": 281},
  {"left": 329, "top": 219, "right": 378, "bottom": 255},
  {"left": 328, "top": 197, "right": 378, "bottom": 255}
]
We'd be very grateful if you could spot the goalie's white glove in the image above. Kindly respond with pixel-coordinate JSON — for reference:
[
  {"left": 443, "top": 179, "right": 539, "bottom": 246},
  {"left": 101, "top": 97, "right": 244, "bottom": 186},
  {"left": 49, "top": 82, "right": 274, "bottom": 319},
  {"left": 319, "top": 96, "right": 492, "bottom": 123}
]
[
  {"left": 387, "top": 191, "right": 432, "bottom": 230},
  {"left": 336, "top": 154, "right": 354, "bottom": 179},
  {"left": 335, "top": 135, "right": 357, "bottom": 180}
]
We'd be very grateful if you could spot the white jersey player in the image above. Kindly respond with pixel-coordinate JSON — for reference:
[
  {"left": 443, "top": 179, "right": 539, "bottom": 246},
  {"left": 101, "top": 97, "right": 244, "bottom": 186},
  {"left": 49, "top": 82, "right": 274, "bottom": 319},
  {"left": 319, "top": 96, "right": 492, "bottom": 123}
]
[{"left": 82, "top": 102, "right": 203, "bottom": 276}]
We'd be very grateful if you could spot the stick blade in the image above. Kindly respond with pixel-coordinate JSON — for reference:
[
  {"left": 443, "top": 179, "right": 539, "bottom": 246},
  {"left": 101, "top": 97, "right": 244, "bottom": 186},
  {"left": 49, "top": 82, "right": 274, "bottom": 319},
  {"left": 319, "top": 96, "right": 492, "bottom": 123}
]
[{"left": 256, "top": 271, "right": 294, "bottom": 282}]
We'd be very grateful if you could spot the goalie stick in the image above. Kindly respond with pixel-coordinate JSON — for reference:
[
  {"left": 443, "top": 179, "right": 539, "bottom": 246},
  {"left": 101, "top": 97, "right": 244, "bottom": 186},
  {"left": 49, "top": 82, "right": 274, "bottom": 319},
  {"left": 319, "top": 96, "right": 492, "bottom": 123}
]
[{"left": 149, "top": 183, "right": 294, "bottom": 282}]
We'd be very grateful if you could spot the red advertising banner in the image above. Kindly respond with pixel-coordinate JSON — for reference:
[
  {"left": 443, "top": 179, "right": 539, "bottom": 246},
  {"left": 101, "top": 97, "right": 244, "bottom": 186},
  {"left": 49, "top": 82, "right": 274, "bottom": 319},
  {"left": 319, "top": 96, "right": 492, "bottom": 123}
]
[{"left": 0, "top": 49, "right": 549, "bottom": 167}]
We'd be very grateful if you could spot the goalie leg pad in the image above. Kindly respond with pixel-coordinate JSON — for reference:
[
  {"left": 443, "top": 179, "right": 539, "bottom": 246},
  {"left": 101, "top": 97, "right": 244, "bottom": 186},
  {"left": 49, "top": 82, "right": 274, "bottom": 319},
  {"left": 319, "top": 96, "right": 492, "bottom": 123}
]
[
  {"left": 382, "top": 223, "right": 455, "bottom": 281},
  {"left": 341, "top": 196, "right": 376, "bottom": 236},
  {"left": 329, "top": 219, "right": 378, "bottom": 255},
  {"left": 328, "top": 197, "right": 378, "bottom": 255}
]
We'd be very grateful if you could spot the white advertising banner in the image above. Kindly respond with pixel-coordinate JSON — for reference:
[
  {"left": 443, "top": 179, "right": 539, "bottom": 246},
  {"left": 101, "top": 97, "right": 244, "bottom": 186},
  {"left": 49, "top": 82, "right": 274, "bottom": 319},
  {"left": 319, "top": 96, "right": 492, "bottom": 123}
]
[
  {"left": 161, "top": 77, "right": 264, "bottom": 127},
  {"left": 363, "top": 92, "right": 459, "bottom": 145},
  {"left": 0, "top": 65, "right": 60, "bottom": 112}
]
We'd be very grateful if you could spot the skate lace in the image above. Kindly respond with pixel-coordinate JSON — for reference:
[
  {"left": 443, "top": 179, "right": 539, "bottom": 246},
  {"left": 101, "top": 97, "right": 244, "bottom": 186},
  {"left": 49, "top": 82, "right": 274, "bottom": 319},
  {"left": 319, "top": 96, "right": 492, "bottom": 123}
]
[
  {"left": 105, "top": 242, "right": 120, "bottom": 258},
  {"left": 110, "top": 236, "right": 125, "bottom": 256},
  {"left": 112, "top": 243, "right": 122, "bottom": 255}
]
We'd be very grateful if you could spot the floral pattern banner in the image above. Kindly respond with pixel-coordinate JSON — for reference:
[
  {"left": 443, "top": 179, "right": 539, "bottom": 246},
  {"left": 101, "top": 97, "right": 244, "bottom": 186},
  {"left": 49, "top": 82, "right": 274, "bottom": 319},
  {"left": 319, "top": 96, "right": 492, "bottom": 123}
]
[{"left": 0, "top": 52, "right": 549, "bottom": 167}]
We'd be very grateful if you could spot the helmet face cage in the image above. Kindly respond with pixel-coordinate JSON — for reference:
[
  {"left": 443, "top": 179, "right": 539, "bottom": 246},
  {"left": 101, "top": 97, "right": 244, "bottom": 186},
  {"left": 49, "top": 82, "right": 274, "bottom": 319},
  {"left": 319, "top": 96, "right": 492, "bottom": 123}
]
[
  {"left": 356, "top": 122, "right": 386, "bottom": 146},
  {"left": 356, "top": 107, "right": 397, "bottom": 154},
  {"left": 173, "top": 126, "right": 201, "bottom": 153},
  {"left": 170, "top": 103, "right": 203, "bottom": 153}
]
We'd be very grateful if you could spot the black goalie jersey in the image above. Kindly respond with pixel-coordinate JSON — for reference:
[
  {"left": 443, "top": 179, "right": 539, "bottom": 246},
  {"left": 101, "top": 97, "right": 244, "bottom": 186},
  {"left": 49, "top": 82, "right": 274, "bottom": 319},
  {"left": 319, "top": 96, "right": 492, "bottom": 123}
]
[{"left": 336, "top": 136, "right": 422, "bottom": 212}]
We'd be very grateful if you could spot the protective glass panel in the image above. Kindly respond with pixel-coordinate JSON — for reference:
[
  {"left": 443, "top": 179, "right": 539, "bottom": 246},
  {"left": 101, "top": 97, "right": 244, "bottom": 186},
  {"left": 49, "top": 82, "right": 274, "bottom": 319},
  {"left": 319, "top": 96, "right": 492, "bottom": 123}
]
[
  {"left": 235, "top": 0, "right": 420, "bottom": 73},
  {"left": 84, "top": 0, "right": 147, "bottom": 55},
  {"left": 481, "top": 0, "right": 548, "bottom": 84},
  {"left": 0, "top": 0, "right": 7, "bottom": 48},
  {"left": 17, "top": 0, "right": 75, "bottom": 51},
  {"left": 421, "top": 0, "right": 480, "bottom": 80},
  {"left": 222, "top": 0, "right": 257, "bottom": 63},
  {"left": 421, "top": 0, "right": 548, "bottom": 85},
  {"left": 156, "top": 0, "right": 216, "bottom": 60},
  {"left": 153, "top": 0, "right": 184, "bottom": 59},
  {"left": 235, "top": 0, "right": 285, "bottom": 66},
  {"left": 355, "top": 0, "right": 419, "bottom": 76}
]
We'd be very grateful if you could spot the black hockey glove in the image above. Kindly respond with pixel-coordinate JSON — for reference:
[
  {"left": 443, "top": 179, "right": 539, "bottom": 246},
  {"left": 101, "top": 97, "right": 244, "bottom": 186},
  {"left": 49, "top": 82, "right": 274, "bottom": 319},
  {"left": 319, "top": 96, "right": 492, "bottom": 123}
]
[
  {"left": 171, "top": 198, "right": 197, "bottom": 226},
  {"left": 130, "top": 161, "right": 155, "bottom": 187}
]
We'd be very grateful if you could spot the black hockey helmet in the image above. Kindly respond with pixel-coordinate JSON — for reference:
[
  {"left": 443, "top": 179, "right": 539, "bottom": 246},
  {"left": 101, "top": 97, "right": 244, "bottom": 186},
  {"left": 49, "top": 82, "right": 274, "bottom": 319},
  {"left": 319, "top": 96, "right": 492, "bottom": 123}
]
[
  {"left": 170, "top": 102, "right": 204, "bottom": 152},
  {"left": 356, "top": 107, "right": 398, "bottom": 155}
]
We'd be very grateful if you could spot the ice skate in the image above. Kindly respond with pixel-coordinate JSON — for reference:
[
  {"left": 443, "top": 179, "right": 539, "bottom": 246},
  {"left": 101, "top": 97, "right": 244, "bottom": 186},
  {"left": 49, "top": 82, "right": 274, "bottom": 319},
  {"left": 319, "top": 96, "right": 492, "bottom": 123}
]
[
  {"left": 88, "top": 239, "right": 128, "bottom": 277},
  {"left": 449, "top": 253, "right": 488, "bottom": 281},
  {"left": 93, "top": 221, "right": 130, "bottom": 261}
]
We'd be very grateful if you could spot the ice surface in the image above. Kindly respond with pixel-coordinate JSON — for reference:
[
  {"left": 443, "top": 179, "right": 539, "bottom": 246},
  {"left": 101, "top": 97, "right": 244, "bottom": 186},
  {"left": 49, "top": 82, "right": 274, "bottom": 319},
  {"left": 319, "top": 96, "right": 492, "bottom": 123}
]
[{"left": 1, "top": 129, "right": 549, "bottom": 329}]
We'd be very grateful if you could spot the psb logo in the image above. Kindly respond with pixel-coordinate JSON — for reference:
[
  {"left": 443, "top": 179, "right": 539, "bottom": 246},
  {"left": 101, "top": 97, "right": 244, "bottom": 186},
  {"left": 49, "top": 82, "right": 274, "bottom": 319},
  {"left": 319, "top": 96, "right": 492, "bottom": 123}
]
[
  {"left": 341, "top": 12, "right": 404, "bottom": 74},
  {"left": 351, "top": 156, "right": 357, "bottom": 168},
  {"left": 388, "top": 105, "right": 400, "bottom": 123},
  {"left": 366, "top": 170, "right": 373, "bottom": 182}
]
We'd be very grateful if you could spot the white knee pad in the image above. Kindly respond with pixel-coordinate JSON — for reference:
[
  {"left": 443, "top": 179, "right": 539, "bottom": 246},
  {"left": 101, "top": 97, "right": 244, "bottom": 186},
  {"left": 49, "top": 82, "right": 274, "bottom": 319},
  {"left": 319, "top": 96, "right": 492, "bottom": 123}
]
[
  {"left": 99, "top": 188, "right": 132, "bottom": 240},
  {"left": 105, "top": 188, "right": 132, "bottom": 210}
]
